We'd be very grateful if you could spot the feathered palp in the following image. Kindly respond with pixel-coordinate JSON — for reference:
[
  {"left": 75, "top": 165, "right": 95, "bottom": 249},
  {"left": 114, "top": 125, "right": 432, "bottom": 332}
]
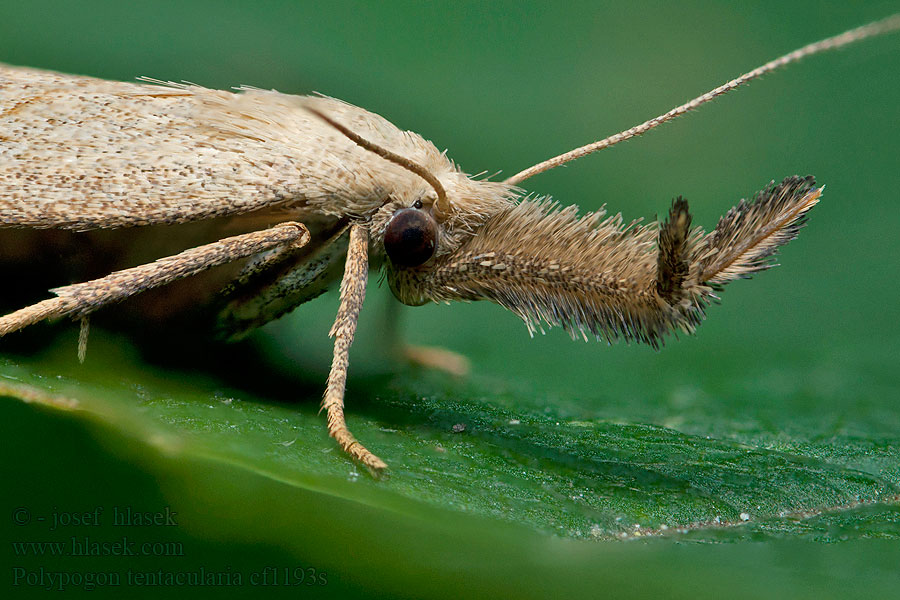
[{"left": 394, "top": 176, "right": 821, "bottom": 348}]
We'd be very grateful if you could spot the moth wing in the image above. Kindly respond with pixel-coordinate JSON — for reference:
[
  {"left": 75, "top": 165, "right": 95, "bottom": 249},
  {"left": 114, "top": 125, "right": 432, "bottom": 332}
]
[{"left": 0, "top": 64, "right": 432, "bottom": 231}]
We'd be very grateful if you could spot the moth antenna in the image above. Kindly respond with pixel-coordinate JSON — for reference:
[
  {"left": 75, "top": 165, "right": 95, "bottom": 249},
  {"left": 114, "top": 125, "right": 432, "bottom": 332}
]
[
  {"left": 304, "top": 106, "right": 450, "bottom": 216},
  {"left": 505, "top": 13, "right": 900, "bottom": 185}
]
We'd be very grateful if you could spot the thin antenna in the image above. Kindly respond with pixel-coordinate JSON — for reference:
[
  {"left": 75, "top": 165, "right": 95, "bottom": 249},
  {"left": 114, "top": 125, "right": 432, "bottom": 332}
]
[
  {"left": 505, "top": 13, "right": 900, "bottom": 186},
  {"left": 304, "top": 106, "right": 450, "bottom": 216}
]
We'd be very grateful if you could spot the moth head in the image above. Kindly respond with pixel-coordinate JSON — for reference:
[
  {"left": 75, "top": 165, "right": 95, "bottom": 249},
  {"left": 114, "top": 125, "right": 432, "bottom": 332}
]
[
  {"left": 301, "top": 104, "right": 522, "bottom": 297},
  {"left": 373, "top": 173, "right": 519, "bottom": 304}
]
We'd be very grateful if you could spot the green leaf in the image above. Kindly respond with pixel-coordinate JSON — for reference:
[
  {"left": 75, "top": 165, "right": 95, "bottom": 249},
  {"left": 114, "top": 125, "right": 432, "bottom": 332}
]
[
  {"left": 2, "top": 324, "right": 898, "bottom": 543},
  {"left": 2, "top": 300, "right": 899, "bottom": 599}
]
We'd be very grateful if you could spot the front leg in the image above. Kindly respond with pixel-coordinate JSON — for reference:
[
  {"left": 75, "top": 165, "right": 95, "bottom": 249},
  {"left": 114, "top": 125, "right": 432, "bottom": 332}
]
[
  {"left": 0, "top": 223, "right": 309, "bottom": 338},
  {"left": 321, "top": 223, "right": 388, "bottom": 474}
]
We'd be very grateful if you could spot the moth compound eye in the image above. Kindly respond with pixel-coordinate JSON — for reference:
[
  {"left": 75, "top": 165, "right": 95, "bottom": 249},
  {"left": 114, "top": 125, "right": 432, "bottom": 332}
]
[{"left": 384, "top": 208, "right": 437, "bottom": 267}]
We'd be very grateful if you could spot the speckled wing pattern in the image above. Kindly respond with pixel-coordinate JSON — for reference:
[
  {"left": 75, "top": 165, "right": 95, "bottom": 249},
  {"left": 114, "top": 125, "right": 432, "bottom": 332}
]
[{"left": 0, "top": 64, "right": 439, "bottom": 231}]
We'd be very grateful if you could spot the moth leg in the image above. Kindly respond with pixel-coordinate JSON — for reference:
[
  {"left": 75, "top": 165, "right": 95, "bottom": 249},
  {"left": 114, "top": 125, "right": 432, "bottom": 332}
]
[
  {"left": 383, "top": 299, "right": 470, "bottom": 377},
  {"left": 321, "top": 224, "right": 388, "bottom": 474},
  {"left": 0, "top": 223, "right": 309, "bottom": 338},
  {"left": 402, "top": 345, "right": 470, "bottom": 377}
]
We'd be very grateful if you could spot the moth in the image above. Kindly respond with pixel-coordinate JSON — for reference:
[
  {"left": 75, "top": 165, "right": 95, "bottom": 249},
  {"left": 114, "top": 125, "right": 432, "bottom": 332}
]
[{"left": 1, "top": 15, "right": 897, "bottom": 474}]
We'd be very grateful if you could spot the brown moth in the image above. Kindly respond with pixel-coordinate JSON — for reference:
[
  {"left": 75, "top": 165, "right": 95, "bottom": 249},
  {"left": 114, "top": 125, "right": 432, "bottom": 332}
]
[{"left": 1, "top": 15, "right": 898, "bottom": 474}]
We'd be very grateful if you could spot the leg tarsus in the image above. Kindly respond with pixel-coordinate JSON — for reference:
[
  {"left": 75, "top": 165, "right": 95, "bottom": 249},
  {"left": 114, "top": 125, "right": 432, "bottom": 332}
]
[
  {"left": 402, "top": 344, "right": 470, "bottom": 377},
  {"left": 327, "top": 411, "right": 388, "bottom": 475},
  {"left": 77, "top": 317, "right": 90, "bottom": 363},
  {"left": 384, "top": 296, "right": 470, "bottom": 377},
  {"left": 0, "top": 297, "right": 71, "bottom": 337}
]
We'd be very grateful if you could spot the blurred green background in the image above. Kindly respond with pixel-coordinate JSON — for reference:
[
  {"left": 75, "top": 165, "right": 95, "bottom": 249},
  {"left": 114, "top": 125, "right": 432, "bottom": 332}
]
[{"left": 2, "top": 1, "right": 899, "bottom": 598}]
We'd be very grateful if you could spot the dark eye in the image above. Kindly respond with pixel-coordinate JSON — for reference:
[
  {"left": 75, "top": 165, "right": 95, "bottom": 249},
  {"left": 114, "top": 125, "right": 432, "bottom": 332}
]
[{"left": 384, "top": 208, "right": 437, "bottom": 267}]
